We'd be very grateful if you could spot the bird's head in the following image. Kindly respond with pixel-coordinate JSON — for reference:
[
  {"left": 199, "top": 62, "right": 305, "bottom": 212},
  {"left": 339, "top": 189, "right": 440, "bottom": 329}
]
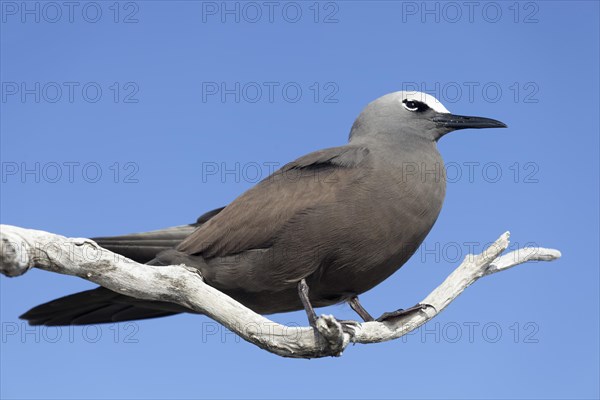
[{"left": 349, "top": 91, "right": 507, "bottom": 143}]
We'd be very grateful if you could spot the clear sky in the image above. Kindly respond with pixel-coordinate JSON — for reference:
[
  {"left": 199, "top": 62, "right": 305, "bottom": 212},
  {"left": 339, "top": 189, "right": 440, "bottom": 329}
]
[{"left": 1, "top": 1, "right": 598, "bottom": 399}]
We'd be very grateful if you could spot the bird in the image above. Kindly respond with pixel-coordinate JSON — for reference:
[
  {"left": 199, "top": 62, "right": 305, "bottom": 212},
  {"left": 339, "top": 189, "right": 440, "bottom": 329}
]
[{"left": 21, "top": 91, "right": 506, "bottom": 327}]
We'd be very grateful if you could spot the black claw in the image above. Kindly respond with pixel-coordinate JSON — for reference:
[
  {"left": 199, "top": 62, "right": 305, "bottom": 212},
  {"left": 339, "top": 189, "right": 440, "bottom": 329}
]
[
  {"left": 337, "top": 319, "right": 360, "bottom": 334},
  {"left": 376, "top": 303, "right": 432, "bottom": 322}
]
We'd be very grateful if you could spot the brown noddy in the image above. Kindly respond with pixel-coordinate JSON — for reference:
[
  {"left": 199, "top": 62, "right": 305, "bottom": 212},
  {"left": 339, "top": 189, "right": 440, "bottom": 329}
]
[{"left": 20, "top": 91, "right": 506, "bottom": 326}]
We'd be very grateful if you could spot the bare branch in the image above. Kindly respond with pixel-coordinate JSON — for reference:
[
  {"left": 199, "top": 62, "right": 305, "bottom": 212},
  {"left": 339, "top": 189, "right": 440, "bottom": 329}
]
[{"left": 0, "top": 224, "right": 561, "bottom": 358}]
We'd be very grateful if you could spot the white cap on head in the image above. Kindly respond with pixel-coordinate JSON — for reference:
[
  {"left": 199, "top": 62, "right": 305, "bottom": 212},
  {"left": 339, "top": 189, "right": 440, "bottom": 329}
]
[{"left": 397, "top": 91, "right": 450, "bottom": 114}]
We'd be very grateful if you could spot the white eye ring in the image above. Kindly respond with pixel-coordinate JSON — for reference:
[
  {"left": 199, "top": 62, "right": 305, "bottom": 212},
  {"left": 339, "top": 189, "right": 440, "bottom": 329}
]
[{"left": 402, "top": 100, "right": 420, "bottom": 112}]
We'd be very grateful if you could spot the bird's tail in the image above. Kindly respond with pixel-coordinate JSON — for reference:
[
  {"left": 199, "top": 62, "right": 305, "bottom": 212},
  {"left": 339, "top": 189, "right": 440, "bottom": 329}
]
[
  {"left": 20, "top": 248, "right": 206, "bottom": 326},
  {"left": 91, "top": 207, "right": 225, "bottom": 263},
  {"left": 20, "top": 247, "right": 206, "bottom": 326},
  {"left": 19, "top": 240, "right": 202, "bottom": 326},
  {"left": 20, "top": 208, "right": 226, "bottom": 326},
  {"left": 92, "top": 224, "right": 198, "bottom": 263},
  {"left": 20, "top": 286, "right": 192, "bottom": 326}
]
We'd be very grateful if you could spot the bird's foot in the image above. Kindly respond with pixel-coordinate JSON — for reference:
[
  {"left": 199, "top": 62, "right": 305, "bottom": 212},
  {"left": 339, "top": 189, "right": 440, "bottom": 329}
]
[
  {"left": 376, "top": 303, "right": 434, "bottom": 322},
  {"left": 312, "top": 316, "right": 359, "bottom": 335},
  {"left": 314, "top": 315, "right": 352, "bottom": 356}
]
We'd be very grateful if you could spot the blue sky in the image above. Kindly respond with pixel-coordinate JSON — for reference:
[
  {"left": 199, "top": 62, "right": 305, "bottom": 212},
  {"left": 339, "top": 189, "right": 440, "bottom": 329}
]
[{"left": 1, "top": 1, "right": 598, "bottom": 399}]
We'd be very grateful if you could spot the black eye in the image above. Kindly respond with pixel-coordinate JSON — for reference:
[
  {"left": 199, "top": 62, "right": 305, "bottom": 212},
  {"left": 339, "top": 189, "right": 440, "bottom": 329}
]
[{"left": 402, "top": 99, "right": 429, "bottom": 112}]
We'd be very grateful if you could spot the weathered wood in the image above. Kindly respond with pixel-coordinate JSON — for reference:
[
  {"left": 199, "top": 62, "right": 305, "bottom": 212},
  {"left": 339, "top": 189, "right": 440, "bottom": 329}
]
[{"left": 0, "top": 224, "right": 561, "bottom": 358}]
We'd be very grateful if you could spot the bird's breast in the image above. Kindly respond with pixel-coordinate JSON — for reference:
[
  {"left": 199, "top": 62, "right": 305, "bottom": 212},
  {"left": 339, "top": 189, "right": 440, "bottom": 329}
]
[{"left": 314, "top": 147, "right": 446, "bottom": 297}]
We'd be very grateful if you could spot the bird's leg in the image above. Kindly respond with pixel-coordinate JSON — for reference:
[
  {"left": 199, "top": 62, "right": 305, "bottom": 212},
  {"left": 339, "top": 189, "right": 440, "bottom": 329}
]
[
  {"left": 297, "top": 278, "right": 318, "bottom": 328},
  {"left": 376, "top": 303, "right": 433, "bottom": 322},
  {"left": 348, "top": 296, "right": 374, "bottom": 322},
  {"left": 298, "top": 280, "right": 360, "bottom": 335}
]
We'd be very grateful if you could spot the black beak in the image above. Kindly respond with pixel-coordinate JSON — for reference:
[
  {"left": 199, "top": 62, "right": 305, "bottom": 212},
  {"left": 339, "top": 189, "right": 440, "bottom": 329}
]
[{"left": 432, "top": 114, "right": 507, "bottom": 130}]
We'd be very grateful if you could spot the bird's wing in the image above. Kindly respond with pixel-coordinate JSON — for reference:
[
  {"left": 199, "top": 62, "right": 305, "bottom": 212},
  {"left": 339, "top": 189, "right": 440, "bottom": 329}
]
[{"left": 176, "top": 145, "right": 370, "bottom": 258}]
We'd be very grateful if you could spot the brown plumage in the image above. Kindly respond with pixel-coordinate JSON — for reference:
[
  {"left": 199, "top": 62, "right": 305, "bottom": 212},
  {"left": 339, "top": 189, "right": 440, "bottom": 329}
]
[{"left": 20, "top": 91, "right": 506, "bottom": 326}]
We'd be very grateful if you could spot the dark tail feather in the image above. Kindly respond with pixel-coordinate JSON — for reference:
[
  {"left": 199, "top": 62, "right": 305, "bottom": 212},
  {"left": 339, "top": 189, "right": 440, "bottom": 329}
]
[
  {"left": 92, "top": 207, "right": 225, "bottom": 263},
  {"left": 20, "top": 287, "right": 192, "bottom": 326},
  {"left": 92, "top": 224, "right": 198, "bottom": 263}
]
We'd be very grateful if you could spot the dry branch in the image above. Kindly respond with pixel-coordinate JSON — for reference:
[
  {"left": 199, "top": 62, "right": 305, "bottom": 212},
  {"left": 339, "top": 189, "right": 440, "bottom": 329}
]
[{"left": 0, "top": 224, "right": 561, "bottom": 358}]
